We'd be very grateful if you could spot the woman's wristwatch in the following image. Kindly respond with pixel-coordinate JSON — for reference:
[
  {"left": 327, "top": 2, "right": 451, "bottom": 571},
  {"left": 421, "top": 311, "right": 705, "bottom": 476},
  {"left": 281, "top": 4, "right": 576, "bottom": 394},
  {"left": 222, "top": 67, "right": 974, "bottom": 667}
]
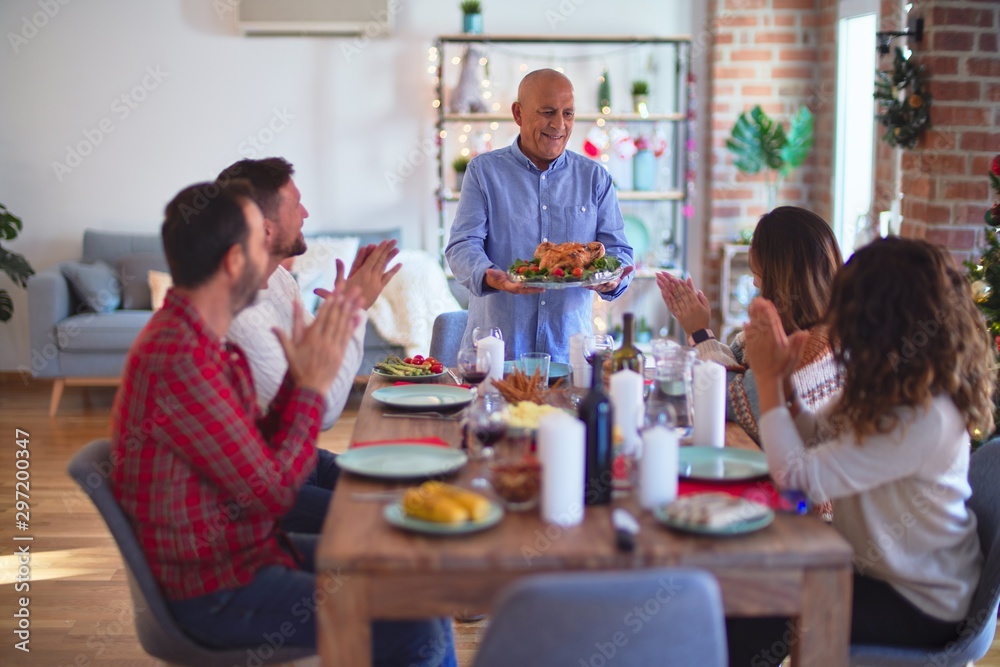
[{"left": 689, "top": 328, "right": 716, "bottom": 346}]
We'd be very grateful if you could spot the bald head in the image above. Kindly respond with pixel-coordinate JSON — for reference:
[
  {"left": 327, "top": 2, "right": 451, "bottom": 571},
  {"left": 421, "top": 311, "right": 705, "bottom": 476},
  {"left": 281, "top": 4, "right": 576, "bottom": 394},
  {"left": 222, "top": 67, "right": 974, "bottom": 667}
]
[
  {"left": 512, "top": 69, "right": 575, "bottom": 171},
  {"left": 516, "top": 69, "right": 574, "bottom": 104}
]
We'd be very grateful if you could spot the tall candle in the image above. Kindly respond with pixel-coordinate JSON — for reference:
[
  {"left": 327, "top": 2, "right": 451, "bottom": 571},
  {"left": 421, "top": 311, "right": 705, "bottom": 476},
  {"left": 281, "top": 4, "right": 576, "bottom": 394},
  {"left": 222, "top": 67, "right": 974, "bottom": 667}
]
[
  {"left": 692, "top": 360, "right": 726, "bottom": 448},
  {"left": 538, "top": 411, "right": 585, "bottom": 526},
  {"left": 610, "top": 369, "right": 644, "bottom": 433},
  {"left": 477, "top": 336, "right": 505, "bottom": 382},
  {"left": 639, "top": 425, "right": 679, "bottom": 510}
]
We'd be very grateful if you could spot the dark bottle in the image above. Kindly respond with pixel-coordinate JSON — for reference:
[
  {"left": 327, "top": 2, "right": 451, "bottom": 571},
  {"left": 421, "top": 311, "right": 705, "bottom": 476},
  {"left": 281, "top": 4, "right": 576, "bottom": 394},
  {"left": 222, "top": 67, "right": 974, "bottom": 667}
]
[
  {"left": 578, "top": 352, "right": 613, "bottom": 505},
  {"left": 611, "top": 313, "right": 645, "bottom": 376}
]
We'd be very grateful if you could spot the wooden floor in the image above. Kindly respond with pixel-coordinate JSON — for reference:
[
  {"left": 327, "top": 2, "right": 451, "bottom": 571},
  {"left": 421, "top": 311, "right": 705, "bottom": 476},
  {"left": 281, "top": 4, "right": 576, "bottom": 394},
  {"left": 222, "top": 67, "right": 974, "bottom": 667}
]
[{"left": 0, "top": 374, "right": 996, "bottom": 666}]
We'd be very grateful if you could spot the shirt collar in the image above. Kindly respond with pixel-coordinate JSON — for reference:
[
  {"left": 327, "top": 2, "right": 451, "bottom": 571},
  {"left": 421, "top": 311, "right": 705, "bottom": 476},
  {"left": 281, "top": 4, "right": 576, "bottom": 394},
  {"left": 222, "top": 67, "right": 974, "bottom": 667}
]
[
  {"left": 512, "top": 137, "right": 567, "bottom": 173},
  {"left": 162, "top": 289, "right": 224, "bottom": 349}
]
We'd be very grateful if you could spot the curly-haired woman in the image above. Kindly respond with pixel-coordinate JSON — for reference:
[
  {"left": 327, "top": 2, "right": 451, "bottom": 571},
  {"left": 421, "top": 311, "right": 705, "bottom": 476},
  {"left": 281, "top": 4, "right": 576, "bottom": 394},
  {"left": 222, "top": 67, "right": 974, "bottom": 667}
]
[
  {"left": 728, "top": 237, "right": 995, "bottom": 664},
  {"left": 656, "top": 206, "right": 843, "bottom": 444}
]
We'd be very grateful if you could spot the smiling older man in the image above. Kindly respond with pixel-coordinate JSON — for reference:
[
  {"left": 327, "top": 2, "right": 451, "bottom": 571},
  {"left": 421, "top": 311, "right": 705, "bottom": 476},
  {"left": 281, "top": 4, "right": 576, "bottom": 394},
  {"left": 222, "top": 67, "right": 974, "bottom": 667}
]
[{"left": 445, "top": 68, "right": 634, "bottom": 363}]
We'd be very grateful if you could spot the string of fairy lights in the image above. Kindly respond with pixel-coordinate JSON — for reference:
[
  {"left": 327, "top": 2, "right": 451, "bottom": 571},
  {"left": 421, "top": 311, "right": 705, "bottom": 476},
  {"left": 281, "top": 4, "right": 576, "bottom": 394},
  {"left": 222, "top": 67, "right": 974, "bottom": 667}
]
[{"left": 426, "top": 40, "right": 699, "bottom": 242}]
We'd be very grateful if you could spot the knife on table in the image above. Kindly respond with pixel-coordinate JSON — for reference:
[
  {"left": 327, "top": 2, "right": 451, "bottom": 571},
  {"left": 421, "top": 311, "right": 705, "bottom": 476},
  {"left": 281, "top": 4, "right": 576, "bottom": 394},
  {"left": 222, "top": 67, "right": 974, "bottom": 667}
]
[{"left": 612, "top": 508, "right": 640, "bottom": 552}]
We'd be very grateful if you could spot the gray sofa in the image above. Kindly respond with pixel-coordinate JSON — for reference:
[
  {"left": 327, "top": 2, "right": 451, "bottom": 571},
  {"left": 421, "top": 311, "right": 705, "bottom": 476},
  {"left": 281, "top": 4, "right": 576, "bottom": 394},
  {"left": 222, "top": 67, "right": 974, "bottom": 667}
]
[{"left": 28, "top": 229, "right": 403, "bottom": 415}]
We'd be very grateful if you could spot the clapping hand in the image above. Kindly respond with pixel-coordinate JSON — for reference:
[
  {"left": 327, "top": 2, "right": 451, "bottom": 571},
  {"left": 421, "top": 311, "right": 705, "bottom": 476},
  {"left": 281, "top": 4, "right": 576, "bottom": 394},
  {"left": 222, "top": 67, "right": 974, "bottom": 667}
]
[
  {"left": 274, "top": 287, "right": 364, "bottom": 395},
  {"left": 743, "top": 297, "right": 808, "bottom": 385},
  {"left": 655, "top": 272, "right": 711, "bottom": 336},
  {"left": 313, "top": 240, "right": 402, "bottom": 310}
]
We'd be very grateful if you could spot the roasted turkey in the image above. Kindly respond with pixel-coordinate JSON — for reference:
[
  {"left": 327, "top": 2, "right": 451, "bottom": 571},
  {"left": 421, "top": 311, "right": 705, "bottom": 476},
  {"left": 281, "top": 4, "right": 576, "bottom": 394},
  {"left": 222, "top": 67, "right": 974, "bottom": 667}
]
[{"left": 534, "top": 241, "right": 605, "bottom": 272}]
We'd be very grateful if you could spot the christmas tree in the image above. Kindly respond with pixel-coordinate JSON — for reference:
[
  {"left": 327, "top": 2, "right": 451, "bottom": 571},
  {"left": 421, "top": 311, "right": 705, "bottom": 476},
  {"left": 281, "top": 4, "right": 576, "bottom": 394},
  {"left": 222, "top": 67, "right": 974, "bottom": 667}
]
[{"left": 965, "top": 153, "right": 1000, "bottom": 439}]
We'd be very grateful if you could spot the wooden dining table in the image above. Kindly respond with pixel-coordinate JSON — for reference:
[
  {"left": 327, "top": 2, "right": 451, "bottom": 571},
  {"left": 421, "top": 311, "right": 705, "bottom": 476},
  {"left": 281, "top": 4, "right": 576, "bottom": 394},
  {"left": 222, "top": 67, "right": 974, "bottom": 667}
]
[{"left": 315, "top": 373, "right": 854, "bottom": 666}]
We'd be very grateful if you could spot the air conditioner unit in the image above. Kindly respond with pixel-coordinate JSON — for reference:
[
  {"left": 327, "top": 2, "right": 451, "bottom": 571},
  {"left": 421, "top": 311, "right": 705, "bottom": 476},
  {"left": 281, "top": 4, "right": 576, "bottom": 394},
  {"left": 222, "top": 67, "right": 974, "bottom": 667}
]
[{"left": 237, "top": 0, "right": 395, "bottom": 37}]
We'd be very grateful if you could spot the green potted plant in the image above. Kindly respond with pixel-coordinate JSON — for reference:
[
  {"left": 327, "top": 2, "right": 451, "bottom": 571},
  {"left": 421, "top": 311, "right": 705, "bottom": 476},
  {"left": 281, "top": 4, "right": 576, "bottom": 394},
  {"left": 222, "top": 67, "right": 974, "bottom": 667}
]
[
  {"left": 460, "top": 0, "right": 482, "bottom": 34},
  {"left": 452, "top": 154, "right": 471, "bottom": 191},
  {"left": 631, "top": 80, "right": 649, "bottom": 118},
  {"left": 726, "top": 105, "right": 814, "bottom": 211},
  {"left": 0, "top": 203, "right": 34, "bottom": 322}
]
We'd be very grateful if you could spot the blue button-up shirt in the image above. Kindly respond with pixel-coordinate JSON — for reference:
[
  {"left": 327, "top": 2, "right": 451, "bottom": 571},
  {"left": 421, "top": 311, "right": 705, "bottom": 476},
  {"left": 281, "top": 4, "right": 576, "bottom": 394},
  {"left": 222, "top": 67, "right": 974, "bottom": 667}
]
[{"left": 445, "top": 140, "right": 634, "bottom": 363}]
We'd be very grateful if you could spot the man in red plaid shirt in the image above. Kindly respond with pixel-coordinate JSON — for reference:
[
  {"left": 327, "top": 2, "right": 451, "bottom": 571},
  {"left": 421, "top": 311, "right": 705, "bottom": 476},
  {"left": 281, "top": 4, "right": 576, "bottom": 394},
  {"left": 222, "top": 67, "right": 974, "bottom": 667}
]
[{"left": 111, "top": 180, "right": 456, "bottom": 664}]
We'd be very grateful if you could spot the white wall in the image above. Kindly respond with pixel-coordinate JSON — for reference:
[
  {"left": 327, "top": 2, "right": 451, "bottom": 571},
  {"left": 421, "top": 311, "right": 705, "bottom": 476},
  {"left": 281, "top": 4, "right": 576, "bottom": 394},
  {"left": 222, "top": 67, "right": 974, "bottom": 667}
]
[{"left": 0, "top": 0, "right": 695, "bottom": 371}]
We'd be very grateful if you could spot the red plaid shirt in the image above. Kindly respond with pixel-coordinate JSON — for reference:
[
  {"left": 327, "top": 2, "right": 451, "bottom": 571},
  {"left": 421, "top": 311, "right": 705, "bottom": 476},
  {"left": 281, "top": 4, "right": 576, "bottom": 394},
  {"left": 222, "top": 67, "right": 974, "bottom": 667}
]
[{"left": 111, "top": 290, "right": 323, "bottom": 601}]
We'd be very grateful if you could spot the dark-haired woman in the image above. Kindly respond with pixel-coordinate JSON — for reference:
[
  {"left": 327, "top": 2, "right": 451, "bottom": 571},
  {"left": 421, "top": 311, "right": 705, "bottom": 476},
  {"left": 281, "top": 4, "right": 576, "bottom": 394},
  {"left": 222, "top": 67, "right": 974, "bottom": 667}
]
[
  {"left": 656, "top": 206, "right": 843, "bottom": 444},
  {"left": 729, "top": 236, "right": 995, "bottom": 664}
]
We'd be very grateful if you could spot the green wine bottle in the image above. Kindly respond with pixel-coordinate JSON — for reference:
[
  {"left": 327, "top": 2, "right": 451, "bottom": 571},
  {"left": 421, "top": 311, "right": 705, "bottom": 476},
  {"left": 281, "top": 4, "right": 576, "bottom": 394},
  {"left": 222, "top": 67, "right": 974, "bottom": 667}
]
[{"left": 612, "top": 313, "right": 645, "bottom": 376}]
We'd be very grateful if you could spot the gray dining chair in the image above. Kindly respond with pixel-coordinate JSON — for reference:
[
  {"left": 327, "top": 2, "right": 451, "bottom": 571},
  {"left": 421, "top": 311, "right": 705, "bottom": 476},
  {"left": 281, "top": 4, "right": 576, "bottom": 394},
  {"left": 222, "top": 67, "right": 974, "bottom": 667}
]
[
  {"left": 67, "top": 438, "right": 314, "bottom": 666},
  {"left": 473, "top": 568, "right": 727, "bottom": 667},
  {"left": 429, "top": 310, "right": 469, "bottom": 367},
  {"left": 849, "top": 439, "right": 1000, "bottom": 666}
]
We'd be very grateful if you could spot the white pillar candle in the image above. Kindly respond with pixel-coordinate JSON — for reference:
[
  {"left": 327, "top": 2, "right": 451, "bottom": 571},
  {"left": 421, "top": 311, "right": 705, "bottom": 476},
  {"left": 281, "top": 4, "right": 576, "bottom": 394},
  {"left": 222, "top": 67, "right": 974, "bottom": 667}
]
[
  {"left": 692, "top": 360, "right": 726, "bottom": 448},
  {"left": 569, "top": 333, "right": 587, "bottom": 367},
  {"left": 477, "top": 336, "right": 505, "bottom": 383},
  {"left": 639, "top": 425, "right": 679, "bottom": 510},
  {"left": 610, "top": 369, "right": 644, "bottom": 432},
  {"left": 538, "top": 411, "right": 585, "bottom": 527}
]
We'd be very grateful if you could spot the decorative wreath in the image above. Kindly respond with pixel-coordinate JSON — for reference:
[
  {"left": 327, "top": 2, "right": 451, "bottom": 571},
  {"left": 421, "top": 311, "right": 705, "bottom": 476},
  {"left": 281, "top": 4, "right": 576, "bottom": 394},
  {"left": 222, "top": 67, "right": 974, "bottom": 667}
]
[{"left": 874, "top": 47, "right": 931, "bottom": 149}]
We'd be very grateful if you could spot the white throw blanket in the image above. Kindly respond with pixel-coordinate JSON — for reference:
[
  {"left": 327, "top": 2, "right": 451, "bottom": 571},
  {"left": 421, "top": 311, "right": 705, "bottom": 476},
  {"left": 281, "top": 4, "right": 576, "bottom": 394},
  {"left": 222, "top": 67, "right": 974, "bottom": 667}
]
[{"left": 367, "top": 249, "right": 462, "bottom": 357}]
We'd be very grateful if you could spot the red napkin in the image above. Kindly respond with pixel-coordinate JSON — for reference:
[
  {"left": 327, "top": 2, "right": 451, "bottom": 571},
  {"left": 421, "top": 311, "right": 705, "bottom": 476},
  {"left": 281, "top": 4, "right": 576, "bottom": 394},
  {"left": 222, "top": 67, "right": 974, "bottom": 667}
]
[
  {"left": 678, "top": 478, "right": 780, "bottom": 509},
  {"left": 351, "top": 437, "right": 450, "bottom": 449},
  {"left": 392, "top": 381, "right": 472, "bottom": 389}
]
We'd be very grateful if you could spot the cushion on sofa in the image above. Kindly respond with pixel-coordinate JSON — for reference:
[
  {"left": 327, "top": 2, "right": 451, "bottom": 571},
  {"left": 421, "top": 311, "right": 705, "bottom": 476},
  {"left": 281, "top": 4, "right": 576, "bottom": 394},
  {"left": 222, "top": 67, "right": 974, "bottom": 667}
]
[
  {"left": 148, "top": 271, "right": 173, "bottom": 310},
  {"left": 117, "top": 253, "right": 170, "bottom": 309},
  {"left": 60, "top": 261, "right": 122, "bottom": 313},
  {"left": 56, "top": 311, "right": 154, "bottom": 352}
]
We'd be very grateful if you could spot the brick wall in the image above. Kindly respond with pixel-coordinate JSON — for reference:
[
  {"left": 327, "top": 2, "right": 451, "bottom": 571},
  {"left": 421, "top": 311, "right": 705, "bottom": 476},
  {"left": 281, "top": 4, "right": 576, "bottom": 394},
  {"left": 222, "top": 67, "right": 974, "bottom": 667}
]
[
  {"left": 705, "top": 0, "right": 831, "bottom": 316},
  {"left": 876, "top": 0, "right": 1000, "bottom": 261}
]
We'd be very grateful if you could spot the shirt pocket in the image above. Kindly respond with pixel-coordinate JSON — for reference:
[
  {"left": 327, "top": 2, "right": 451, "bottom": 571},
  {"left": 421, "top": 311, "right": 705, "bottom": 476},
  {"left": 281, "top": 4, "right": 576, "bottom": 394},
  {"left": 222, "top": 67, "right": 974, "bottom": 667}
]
[{"left": 555, "top": 204, "right": 598, "bottom": 242}]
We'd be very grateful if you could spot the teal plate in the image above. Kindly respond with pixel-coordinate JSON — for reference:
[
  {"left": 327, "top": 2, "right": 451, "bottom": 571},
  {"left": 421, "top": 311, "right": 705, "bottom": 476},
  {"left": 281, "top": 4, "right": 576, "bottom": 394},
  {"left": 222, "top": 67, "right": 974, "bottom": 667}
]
[
  {"left": 623, "top": 215, "right": 650, "bottom": 259},
  {"left": 384, "top": 499, "right": 504, "bottom": 535},
  {"left": 503, "top": 360, "right": 569, "bottom": 381},
  {"left": 372, "top": 385, "right": 475, "bottom": 410},
  {"left": 678, "top": 446, "right": 769, "bottom": 482},
  {"left": 653, "top": 502, "right": 774, "bottom": 536},
  {"left": 338, "top": 445, "right": 468, "bottom": 480}
]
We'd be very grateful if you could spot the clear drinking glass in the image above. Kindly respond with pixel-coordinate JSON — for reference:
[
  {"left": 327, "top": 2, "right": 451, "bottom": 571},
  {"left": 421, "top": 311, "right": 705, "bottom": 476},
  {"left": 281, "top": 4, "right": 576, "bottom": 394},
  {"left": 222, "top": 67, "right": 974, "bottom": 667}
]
[
  {"left": 519, "top": 352, "right": 551, "bottom": 386},
  {"left": 652, "top": 346, "right": 697, "bottom": 436}
]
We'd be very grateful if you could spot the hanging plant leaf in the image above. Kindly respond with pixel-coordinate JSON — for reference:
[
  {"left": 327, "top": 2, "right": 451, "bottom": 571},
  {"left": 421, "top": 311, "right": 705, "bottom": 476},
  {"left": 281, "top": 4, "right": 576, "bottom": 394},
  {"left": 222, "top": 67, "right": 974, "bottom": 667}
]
[
  {"left": 0, "top": 247, "right": 34, "bottom": 288},
  {"left": 780, "top": 107, "right": 814, "bottom": 177},
  {"left": 0, "top": 204, "right": 23, "bottom": 241},
  {"left": 0, "top": 291, "right": 11, "bottom": 322},
  {"left": 726, "top": 105, "right": 786, "bottom": 175}
]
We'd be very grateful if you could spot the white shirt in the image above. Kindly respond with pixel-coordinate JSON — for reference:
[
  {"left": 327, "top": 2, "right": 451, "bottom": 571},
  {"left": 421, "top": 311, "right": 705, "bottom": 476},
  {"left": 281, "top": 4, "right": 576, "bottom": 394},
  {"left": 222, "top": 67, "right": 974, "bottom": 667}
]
[
  {"left": 227, "top": 266, "right": 366, "bottom": 431},
  {"left": 760, "top": 394, "right": 982, "bottom": 622}
]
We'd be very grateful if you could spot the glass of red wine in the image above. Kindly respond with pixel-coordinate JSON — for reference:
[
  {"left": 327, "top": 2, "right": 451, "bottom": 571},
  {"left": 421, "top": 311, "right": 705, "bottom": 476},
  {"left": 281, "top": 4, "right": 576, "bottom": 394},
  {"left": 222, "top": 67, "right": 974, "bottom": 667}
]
[
  {"left": 582, "top": 333, "right": 615, "bottom": 363},
  {"left": 457, "top": 347, "right": 490, "bottom": 387},
  {"left": 464, "top": 394, "right": 507, "bottom": 488}
]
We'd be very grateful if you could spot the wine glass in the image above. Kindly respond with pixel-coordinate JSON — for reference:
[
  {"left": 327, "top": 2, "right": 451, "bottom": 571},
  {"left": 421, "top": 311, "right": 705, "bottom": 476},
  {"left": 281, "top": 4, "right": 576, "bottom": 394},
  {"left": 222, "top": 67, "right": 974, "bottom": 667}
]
[
  {"left": 472, "top": 326, "right": 503, "bottom": 350},
  {"left": 464, "top": 394, "right": 507, "bottom": 488},
  {"left": 457, "top": 347, "right": 490, "bottom": 387},
  {"left": 582, "top": 333, "right": 614, "bottom": 363}
]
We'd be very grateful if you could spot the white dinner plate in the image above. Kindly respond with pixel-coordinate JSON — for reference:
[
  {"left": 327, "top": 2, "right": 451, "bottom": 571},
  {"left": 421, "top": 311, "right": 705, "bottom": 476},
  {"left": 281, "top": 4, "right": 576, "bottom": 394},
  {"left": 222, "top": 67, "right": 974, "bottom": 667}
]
[
  {"left": 384, "top": 499, "right": 504, "bottom": 535},
  {"left": 678, "top": 446, "right": 769, "bottom": 482},
  {"left": 338, "top": 445, "right": 468, "bottom": 480},
  {"left": 371, "top": 385, "right": 475, "bottom": 410}
]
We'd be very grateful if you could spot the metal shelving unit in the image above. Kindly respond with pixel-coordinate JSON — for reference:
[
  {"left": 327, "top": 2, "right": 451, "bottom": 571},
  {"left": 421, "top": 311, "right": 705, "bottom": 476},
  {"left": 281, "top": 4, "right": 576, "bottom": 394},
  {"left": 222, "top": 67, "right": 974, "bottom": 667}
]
[{"left": 432, "top": 34, "right": 692, "bottom": 282}]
